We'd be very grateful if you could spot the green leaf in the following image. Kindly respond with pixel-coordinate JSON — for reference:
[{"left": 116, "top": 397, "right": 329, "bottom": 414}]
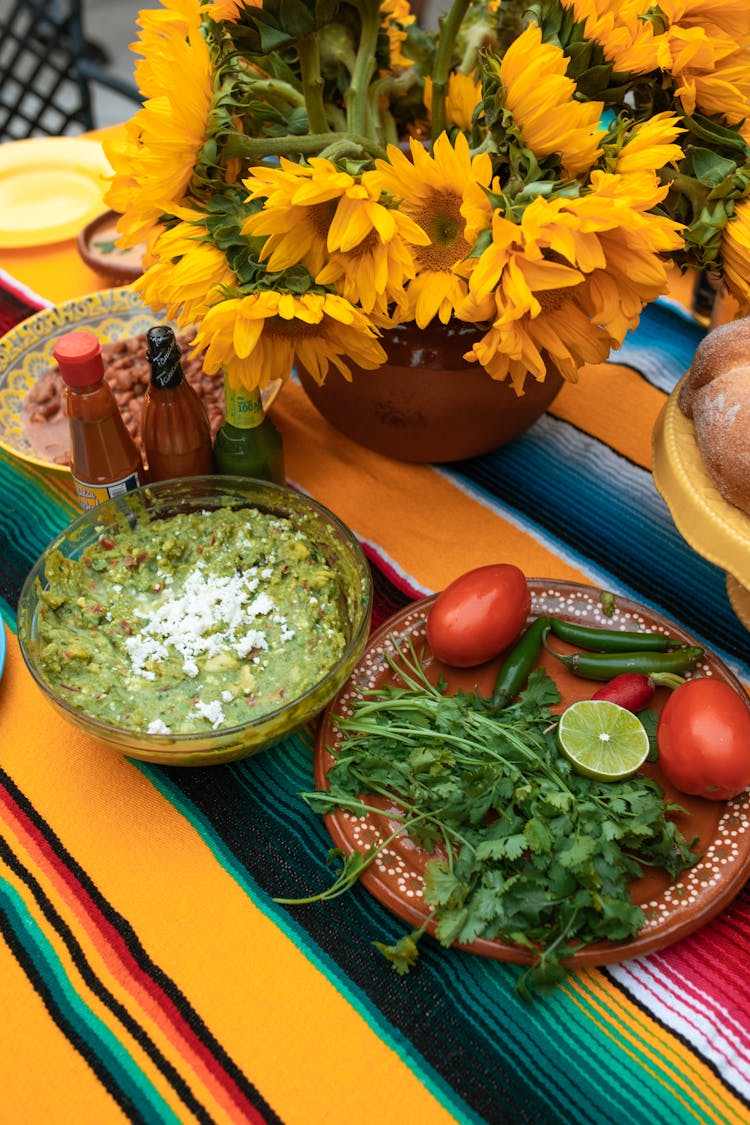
[
  {"left": 557, "top": 835, "right": 597, "bottom": 870},
  {"left": 435, "top": 907, "right": 470, "bottom": 946},
  {"left": 519, "top": 668, "right": 561, "bottom": 710},
  {"left": 423, "top": 861, "right": 466, "bottom": 908},
  {"left": 373, "top": 930, "right": 422, "bottom": 975},
  {"left": 524, "top": 817, "right": 555, "bottom": 855}
]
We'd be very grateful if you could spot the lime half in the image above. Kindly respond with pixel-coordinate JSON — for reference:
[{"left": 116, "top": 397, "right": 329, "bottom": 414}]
[{"left": 557, "top": 700, "right": 650, "bottom": 781}]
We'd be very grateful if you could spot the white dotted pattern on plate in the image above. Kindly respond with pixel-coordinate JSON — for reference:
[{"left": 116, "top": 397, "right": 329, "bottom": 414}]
[{"left": 330, "top": 586, "right": 749, "bottom": 933}]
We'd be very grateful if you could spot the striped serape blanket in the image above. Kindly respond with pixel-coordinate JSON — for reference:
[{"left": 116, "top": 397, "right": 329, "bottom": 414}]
[{"left": 0, "top": 265, "right": 749, "bottom": 1125}]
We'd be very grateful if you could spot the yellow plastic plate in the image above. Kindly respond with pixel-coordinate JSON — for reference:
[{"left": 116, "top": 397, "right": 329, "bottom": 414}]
[{"left": 0, "top": 137, "right": 113, "bottom": 248}]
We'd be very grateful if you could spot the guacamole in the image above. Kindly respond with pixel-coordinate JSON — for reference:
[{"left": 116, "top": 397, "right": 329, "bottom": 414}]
[{"left": 35, "top": 506, "right": 349, "bottom": 735}]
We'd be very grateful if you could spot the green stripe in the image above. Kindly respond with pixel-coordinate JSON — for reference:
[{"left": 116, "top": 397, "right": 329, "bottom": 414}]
[
  {"left": 139, "top": 751, "right": 482, "bottom": 1125},
  {"left": 0, "top": 877, "right": 183, "bottom": 1125},
  {"left": 0, "top": 453, "right": 74, "bottom": 549},
  {"left": 565, "top": 968, "right": 739, "bottom": 1123}
]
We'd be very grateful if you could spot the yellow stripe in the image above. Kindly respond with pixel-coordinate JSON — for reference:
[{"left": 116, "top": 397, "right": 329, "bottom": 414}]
[
  {"left": 0, "top": 849, "right": 203, "bottom": 1125},
  {"left": 0, "top": 634, "right": 460, "bottom": 1125},
  {"left": 0, "top": 938, "right": 130, "bottom": 1124},
  {"left": 561, "top": 969, "right": 748, "bottom": 1125},
  {"left": 551, "top": 361, "right": 666, "bottom": 470}
]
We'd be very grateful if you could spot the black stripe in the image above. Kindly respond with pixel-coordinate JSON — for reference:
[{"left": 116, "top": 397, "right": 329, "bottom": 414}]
[
  {"left": 0, "top": 833, "right": 217, "bottom": 1125},
  {"left": 0, "top": 770, "right": 283, "bottom": 1125},
  {"left": 602, "top": 894, "right": 750, "bottom": 1113},
  {"left": 0, "top": 907, "right": 152, "bottom": 1125},
  {"left": 160, "top": 756, "right": 566, "bottom": 1125},
  {"left": 146, "top": 563, "right": 568, "bottom": 1125}
]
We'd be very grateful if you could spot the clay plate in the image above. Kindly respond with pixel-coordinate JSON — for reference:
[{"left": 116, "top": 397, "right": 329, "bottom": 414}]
[
  {"left": 77, "top": 209, "right": 145, "bottom": 285},
  {"left": 314, "top": 580, "right": 750, "bottom": 968}
]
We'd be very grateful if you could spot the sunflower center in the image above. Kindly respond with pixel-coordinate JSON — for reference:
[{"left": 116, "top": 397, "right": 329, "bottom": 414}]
[
  {"left": 414, "top": 190, "right": 470, "bottom": 271},
  {"left": 312, "top": 199, "right": 338, "bottom": 236}
]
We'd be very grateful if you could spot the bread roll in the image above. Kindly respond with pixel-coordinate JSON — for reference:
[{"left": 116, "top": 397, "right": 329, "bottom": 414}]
[
  {"left": 690, "top": 365, "right": 750, "bottom": 514},
  {"left": 679, "top": 316, "right": 750, "bottom": 418}
]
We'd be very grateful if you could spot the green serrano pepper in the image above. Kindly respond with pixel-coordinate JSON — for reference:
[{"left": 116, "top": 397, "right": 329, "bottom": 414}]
[
  {"left": 548, "top": 646, "right": 704, "bottom": 681},
  {"left": 491, "top": 616, "right": 551, "bottom": 708},
  {"left": 549, "top": 617, "right": 680, "bottom": 653}
]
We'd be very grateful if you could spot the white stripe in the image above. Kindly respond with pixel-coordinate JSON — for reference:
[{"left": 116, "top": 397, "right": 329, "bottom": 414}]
[
  {"left": 0, "top": 268, "right": 51, "bottom": 309},
  {"left": 610, "top": 956, "right": 750, "bottom": 1099},
  {"left": 359, "top": 538, "right": 433, "bottom": 597}
]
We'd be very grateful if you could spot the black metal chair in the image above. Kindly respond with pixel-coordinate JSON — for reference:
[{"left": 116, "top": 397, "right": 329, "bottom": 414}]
[{"left": 0, "top": 0, "right": 143, "bottom": 140}]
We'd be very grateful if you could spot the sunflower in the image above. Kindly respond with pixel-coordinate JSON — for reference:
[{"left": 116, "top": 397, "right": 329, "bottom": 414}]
[
  {"left": 614, "top": 112, "right": 684, "bottom": 176},
  {"left": 243, "top": 157, "right": 429, "bottom": 314},
  {"left": 204, "top": 0, "right": 260, "bottom": 19},
  {"left": 498, "top": 23, "right": 605, "bottom": 177},
  {"left": 461, "top": 170, "right": 682, "bottom": 390},
  {"left": 560, "top": 0, "right": 750, "bottom": 122},
  {"left": 720, "top": 201, "right": 750, "bottom": 310},
  {"left": 133, "top": 208, "right": 238, "bottom": 329},
  {"left": 423, "top": 72, "right": 482, "bottom": 132},
  {"left": 104, "top": 0, "right": 212, "bottom": 246},
  {"left": 558, "top": 0, "right": 663, "bottom": 74},
  {"left": 381, "top": 0, "right": 416, "bottom": 70},
  {"left": 366, "top": 132, "right": 493, "bottom": 326},
  {"left": 191, "top": 290, "right": 387, "bottom": 390}
]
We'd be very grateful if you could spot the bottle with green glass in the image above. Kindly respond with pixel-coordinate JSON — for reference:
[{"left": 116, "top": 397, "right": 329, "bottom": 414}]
[{"left": 214, "top": 373, "right": 285, "bottom": 483}]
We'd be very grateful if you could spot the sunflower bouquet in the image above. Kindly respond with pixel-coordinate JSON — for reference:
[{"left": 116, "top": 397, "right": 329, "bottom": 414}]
[{"left": 105, "top": 0, "right": 750, "bottom": 397}]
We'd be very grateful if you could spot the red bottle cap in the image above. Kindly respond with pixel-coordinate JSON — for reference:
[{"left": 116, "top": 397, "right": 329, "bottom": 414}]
[{"left": 53, "top": 330, "right": 104, "bottom": 387}]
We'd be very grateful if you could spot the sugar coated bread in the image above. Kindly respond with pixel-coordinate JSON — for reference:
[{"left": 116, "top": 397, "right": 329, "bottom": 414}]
[
  {"left": 679, "top": 316, "right": 750, "bottom": 418},
  {"left": 679, "top": 316, "right": 750, "bottom": 514},
  {"left": 691, "top": 366, "right": 750, "bottom": 513}
]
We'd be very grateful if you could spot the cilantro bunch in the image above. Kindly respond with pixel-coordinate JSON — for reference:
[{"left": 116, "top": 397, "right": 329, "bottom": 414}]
[{"left": 295, "top": 644, "right": 700, "bottom": 995}]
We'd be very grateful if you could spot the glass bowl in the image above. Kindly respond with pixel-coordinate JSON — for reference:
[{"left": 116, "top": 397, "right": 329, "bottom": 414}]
[{"left": 17, "top": 476, "right": 373, "bottom": 766}]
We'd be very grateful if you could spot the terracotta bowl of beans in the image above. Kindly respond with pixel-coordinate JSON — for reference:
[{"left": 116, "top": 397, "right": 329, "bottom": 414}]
[{"left": 0, "top": 288, "right": 281, "bottom": 472}]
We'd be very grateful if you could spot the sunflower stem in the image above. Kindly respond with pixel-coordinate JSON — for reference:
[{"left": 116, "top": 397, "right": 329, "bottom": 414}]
[
  {"left": 297, "top": 32, "right": 329, "bottom": 135},
  {"left": 244, "top": 79, "right": 306, "bottom": 109},
  {"left": 225, "top": 131, "right": 387, "bottom": 162},
  {"left": 431, "top": 0, "right": 472, "bottom": 141},
  {"left": 347, "top": 0, "right": 383, "bottom": 140}
]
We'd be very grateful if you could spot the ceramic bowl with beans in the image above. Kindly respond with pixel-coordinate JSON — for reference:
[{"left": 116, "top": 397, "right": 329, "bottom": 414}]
[
  {"left": 0, "top": 288, "right": 281, "bottom": 472},
  {"left": 22, "top": 328, "right": 224, "bottom": 465}
]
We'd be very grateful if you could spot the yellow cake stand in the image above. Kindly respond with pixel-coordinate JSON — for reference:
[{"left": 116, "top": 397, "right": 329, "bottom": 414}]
[{"left": 653, "top": 374, "right": 750, "bottom": 629}]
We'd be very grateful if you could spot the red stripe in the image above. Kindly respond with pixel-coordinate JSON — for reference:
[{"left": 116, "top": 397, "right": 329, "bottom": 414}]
[
  {"left": 0, "top": 779, "right": 270, "bottom": 1124},
  {"left": 362, "top": 540, "right": 427, "bottom": 598},
  {"left": 659, "top": 895, "right": 750, "bottom": 1020},
  {"left": 0, "top": 269, "right": 50, "bottom": 312}
]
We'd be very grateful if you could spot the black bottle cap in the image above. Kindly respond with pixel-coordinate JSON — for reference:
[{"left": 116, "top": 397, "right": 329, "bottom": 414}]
[{"left": 146, "top": 325, "right": 183, "bottom": 389}]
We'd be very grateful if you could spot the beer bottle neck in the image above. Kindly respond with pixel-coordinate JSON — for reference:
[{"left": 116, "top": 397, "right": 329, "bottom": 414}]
[{"left": 223, "top": 375, "right": 264, "bottom": 430}]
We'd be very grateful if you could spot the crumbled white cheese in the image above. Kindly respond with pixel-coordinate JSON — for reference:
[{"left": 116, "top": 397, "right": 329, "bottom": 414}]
[
  {"left": 147, "top": 718, "right": 172, "bottom": 735},
  {"left": 124, "top": 563, "right": 281, "bottom": 678},
  {"left": 193, "top": 698, "right": 225, "bottom": 728}
]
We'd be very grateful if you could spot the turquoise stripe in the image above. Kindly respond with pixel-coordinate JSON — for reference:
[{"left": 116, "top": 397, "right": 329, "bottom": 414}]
[
  {"left": 141, "top": 733, "right": 738, "bottom": 1125},
  {"left": 566, "top": 968, "right": 739, "bottom": 1124},
  {"left": 0, "top": 878, "right": 183, "bottom": 1125},
  {"left": 139, "top": 749, "right": 484, "bottom": 1125}
]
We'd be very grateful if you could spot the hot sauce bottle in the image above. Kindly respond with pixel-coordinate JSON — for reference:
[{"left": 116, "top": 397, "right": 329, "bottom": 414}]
[
  {"left": 214, "top": 373, "right": 285, "bottom": 484},
  {"left": 142, "top": 325, "right": 215, "bottom": 482},
  {"left": 53, "top": 329, "right": 144, "bottom": 510}
]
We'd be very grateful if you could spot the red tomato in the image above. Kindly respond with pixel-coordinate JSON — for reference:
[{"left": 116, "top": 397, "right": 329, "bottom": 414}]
[
  {"left": 656, "top": 677, "right": 750, "bottom": 800},
  {"left": 426, "top": 564, "right": 530, "bottom": 668}
]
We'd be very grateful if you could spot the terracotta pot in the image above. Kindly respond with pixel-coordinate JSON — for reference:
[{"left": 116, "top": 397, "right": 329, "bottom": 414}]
[{"left": 297, "top": 319, "right": 564, "bottom": 462}]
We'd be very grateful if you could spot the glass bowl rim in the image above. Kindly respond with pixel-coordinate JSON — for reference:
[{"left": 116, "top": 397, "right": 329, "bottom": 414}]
[{"left": 17, "top": 474, "right": 373, "bottom": 746}]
